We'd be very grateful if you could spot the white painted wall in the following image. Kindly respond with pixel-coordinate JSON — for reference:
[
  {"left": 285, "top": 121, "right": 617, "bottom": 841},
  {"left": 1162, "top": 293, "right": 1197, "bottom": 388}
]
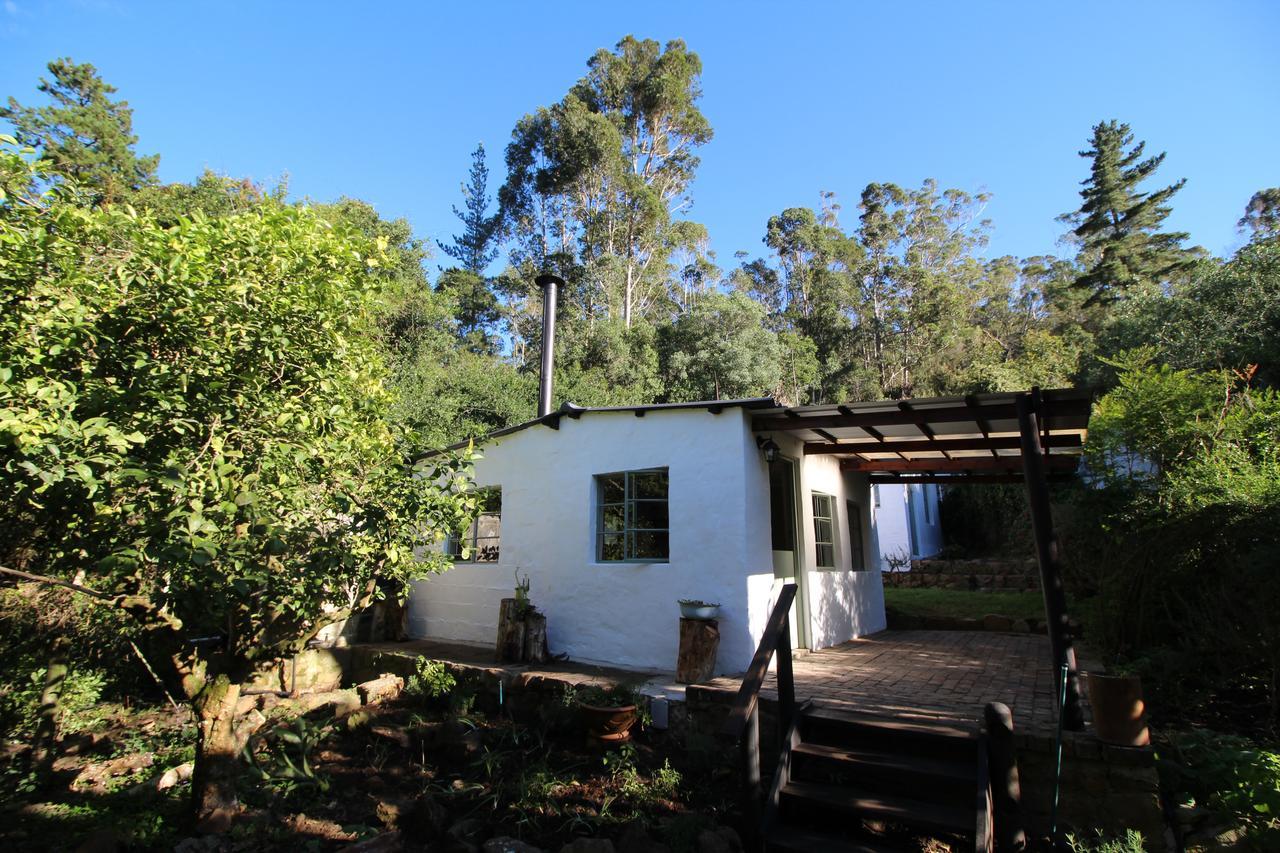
[
  {"left": 871, "top": 483, "right": 943, "bottom": 569},
  {"left": 407, "top": 408, "right": 772, "bottom": 675}
]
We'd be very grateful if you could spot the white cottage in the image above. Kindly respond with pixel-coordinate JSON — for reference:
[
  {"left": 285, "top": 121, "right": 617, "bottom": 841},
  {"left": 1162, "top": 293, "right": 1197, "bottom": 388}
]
[{"left": 406, "top": 397, "right": 886, "bottom": 676}]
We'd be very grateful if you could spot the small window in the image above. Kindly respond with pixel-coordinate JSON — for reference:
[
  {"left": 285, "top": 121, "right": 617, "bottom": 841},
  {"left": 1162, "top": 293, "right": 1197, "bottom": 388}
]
[
  {"left": 846, "top": 500, "right": 865, "bottom": 571},
  {"left": 812, "top": 492, "right": 836, "bottom": 569},
  {"left": 597, "top": 468, "right": 669, "bottom": 562},
  {"left": 446, "top": 488, "right": 501, "bottom": 562}
]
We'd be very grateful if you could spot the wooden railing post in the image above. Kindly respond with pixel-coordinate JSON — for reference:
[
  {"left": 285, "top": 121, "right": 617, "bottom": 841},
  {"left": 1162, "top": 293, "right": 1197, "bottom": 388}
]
[
  {"left": 742, "top": 702, "right": 762, "bottom": 826},
  {"left": 777, "top": 611, "right": 795, "bottom": 737}
]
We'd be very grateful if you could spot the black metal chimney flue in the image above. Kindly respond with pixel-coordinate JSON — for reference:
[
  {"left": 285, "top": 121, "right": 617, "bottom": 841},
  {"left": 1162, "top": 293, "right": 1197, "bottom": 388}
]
[{"left": 535, "top": 273, "right": 562, "bottom": 418}]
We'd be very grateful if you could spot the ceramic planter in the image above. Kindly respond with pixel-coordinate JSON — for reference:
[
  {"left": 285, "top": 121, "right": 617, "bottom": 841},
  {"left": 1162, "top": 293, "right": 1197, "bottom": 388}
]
[
  {"left": 1085, "top": 672, "right": 1150, "bottom": 747},
  {"left": 578, "top": 701, "right": 639, "bottom": 745}
]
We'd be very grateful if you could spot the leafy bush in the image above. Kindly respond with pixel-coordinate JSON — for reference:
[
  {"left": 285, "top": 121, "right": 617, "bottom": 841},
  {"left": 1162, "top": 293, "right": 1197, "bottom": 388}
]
[
  {"left": 406, "top": 659, "right": 457, "bottom": 704},
  {"left": 1161, "top": 729, "right": 1280, "bottom": 843},
  {"left": 1064, "top": 829, "right": 1147, "bottom": 853}
]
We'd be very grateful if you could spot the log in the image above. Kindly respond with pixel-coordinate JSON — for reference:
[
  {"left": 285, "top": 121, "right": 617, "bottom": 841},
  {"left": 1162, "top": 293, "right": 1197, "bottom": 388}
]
[
  {"left": 522, "top": 611, "right": 548, "bottom": 664},
  {"left": 676, "top": 617, "right": 720, "bottom": 684},
  {"left": 495, "top": 598, "right": 526, "bottom": 662}
]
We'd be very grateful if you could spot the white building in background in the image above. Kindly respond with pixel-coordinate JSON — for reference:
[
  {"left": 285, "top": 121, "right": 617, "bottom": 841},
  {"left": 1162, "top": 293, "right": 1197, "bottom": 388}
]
[{"left": 869, "top": 482, "right": 943, "bottom": 570}]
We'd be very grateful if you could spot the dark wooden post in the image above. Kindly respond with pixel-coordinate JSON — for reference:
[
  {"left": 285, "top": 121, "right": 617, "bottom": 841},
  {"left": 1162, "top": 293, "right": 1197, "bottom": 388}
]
[
  {"left": 777, "top": 611, "right": 795, "bottom": 737},
  {"left": 742, "top": 703, "right": 762, "bottom": 833},
  {"left": 984, "top": 702, "right": 1026, "bottom": 853},
  {"left": 1016, "top": 392, "right": 1084, "bottom": 730}
]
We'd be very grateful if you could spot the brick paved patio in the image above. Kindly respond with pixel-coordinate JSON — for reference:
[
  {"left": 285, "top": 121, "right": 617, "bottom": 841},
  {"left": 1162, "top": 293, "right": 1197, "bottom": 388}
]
[{"left": 698, "top": 629, "right": 1075, "bottom": 736}]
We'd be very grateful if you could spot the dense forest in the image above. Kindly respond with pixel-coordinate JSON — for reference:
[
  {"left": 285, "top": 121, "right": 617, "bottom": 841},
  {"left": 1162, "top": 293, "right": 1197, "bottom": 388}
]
[{"left": 3, "top": 36, "right": 1280, "bottom": 849}]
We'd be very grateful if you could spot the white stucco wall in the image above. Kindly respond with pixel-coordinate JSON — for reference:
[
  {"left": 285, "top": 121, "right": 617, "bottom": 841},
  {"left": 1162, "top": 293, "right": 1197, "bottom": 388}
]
[
  {"left": 407, "top": 408, "right": 771, "bottom": 675},
  {"left": 871, "top": 483, "right": 943, "bottom": 568}
]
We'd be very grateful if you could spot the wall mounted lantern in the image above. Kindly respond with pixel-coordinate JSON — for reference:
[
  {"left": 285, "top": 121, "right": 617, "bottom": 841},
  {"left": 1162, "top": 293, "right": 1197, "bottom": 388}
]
[{"left": 756, "top": 436, "right": 781, "bottom": 464}]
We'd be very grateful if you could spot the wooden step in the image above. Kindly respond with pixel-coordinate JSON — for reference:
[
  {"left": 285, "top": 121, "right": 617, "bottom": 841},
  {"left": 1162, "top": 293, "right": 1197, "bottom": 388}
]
[
  {"left": 790, "top": 741, "right": 974, "bottom": 800},
  {"left": 781, "top": 779, "right": 974, "bottom": 838},
  {"left": 765, "top": 824, "right": 907, "bottom": 853},
  {"left": 802, "top": 706, "right": 978, "bottom": 761}
]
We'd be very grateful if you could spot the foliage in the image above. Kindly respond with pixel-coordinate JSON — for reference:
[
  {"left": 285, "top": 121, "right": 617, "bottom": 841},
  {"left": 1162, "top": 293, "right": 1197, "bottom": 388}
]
[
  {"left": 405, "top": 659, "right": 457, "bottom": 704},
  {"left": 243, "top": 715, "right": 334, "bottom": 792},
  {"left": 1240, "top": 188, "right": 1280, "bottom": 242},
  {"left": 1161, "top": 729, "right": 1280, "bottom": 845},
  {"left": 1058, "top": 119, "right": 1198, "bottom": 308},
  {"left": 2, "top": 58, "right": 159, "bottom": 205},
  {"left": 438, "top": 142, "right": 501, "bottom": 274},
  {"left": 1064, "top": 829, "right": 1147, "bottom": 853},
  {"left": 0, "top": 140, "right": 475, "bottom": 818},
  {"left": 659, "top": 292, "right": 783, "bottom": 400}
]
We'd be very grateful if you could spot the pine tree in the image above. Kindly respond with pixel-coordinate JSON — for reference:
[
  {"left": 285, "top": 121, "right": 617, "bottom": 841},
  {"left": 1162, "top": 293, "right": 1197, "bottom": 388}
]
[
  {"left": 1240, "top": 188, "right": 1280, "bottom": 242},
  {"left": 437, "top": 143, "right": 500, "bottom": 273},
  {"left": 1060, "top": 120, "right": 1196, "bottom": 306},
  {"left": 2, "top": 58, "right": 159, "bottom": 205}
]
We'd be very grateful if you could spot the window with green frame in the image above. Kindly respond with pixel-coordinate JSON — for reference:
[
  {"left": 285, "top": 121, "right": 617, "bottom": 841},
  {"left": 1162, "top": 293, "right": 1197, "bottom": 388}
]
[
  {"left": 445, "top": 487, "right": 501, "bottom": 562},
  {"left": 812, "top": 492, "right": 836, "bottom": 568},
  {"left": 596, "top": 468, "right": 669, "bottom": 562}
]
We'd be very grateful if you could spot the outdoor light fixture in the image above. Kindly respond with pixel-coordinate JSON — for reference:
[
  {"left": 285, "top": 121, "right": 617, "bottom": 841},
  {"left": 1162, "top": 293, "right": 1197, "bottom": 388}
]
[{"left": 757, "top": 436, "right": 780, "bottom": 463}]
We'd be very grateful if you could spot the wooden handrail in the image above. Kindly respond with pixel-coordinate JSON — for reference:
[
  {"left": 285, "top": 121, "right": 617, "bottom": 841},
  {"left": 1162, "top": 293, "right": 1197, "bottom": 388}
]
[{"left": 722, "top": 582, "right": 798, "bottom": 738}]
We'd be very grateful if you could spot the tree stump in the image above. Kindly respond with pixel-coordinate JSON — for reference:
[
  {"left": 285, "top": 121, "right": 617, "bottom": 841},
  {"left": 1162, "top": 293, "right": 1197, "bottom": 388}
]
[
  {"left": 495, "top": 598, "right": 526, "bottom": 662},
  {"left": 676, "top": 618, "right": 720, "bottom": 684},
  {"left": 522, "top": 611, "right": 548, "bottom": 664}
]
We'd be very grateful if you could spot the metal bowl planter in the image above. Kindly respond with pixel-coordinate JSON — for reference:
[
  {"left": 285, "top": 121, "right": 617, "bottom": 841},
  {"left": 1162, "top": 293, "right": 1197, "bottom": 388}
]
[{"left": 679, "top": 601, "right": 721, "bottom": 620}]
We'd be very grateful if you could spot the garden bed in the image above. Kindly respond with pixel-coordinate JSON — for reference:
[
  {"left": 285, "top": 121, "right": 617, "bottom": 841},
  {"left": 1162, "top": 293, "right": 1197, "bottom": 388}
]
[{"left": 883, "top": 587, "right": 1048, "bottom": 630}]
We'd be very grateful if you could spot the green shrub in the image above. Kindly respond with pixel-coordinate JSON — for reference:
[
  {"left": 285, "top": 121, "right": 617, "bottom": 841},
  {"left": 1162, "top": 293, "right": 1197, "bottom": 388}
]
[
  {"left": 1161, "top": 729, "right": 1280, "bottom": 843},
  {"left": 405, "top": 659, "right": 457, "bottom": 704},
  {"left": 1064, "top": 829, "right": 1146, "bottom": 853}
]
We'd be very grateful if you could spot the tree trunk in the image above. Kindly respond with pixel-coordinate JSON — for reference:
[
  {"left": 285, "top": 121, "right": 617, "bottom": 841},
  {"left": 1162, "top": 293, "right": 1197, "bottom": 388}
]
[
  {"left": 32, "top": 639, "right": 69, "bottom": 773},
  {"left": 676, "top": 618, "right": 720, "bottom": 684},
  {"left": 495, "top": 598, "right": 525, "bottom": 662},
  {"left": 191, "top": 675, "right": 243, "bottom": 832}
]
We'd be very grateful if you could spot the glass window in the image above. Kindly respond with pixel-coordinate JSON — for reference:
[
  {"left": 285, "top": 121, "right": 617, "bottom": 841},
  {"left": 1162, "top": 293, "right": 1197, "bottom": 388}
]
[
  {"left": 597, "top": 469, "right": 669, "bottom": 562},
  {"left": 812, "top": 492, "right": 836, "bottom": 569},
  {"left": 445, "top": 488, "right": 501, "bottom": 562}
]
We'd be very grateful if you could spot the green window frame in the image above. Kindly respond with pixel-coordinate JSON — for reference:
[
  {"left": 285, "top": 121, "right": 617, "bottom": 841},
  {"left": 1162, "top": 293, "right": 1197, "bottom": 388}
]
[
  {"left": 812, "top": 492, "right": 836, "bottom": 569},
  {"left": 596, "top": 468, "right": 669, "bottom": 562},
  {"left": 445, "top": 487, "right": 501, "bottom": 562}
]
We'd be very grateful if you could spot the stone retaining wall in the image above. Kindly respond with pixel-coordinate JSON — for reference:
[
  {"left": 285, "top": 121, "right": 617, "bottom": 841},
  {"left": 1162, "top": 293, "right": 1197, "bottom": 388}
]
[{"left": 883, "top": 557, "right": 1040, "bottom": 591}]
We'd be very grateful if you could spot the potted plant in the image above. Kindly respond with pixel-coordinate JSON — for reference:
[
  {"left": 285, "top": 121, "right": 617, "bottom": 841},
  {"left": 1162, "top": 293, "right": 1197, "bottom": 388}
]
[
  {"left": 1084, "top": 662, "right": 1150, "bottom": 747},
  {"left": 572, "top": 683, "right": 642, "bottom": 745},
  {"left": 678, "top": 598, "right": 721, "bottom": 620}
]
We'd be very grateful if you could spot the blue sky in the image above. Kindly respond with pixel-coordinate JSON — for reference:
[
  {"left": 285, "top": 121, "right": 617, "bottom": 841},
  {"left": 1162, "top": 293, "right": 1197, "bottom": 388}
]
[{"left": 3, "top": 1, "right": 1277, "bottom": 270}]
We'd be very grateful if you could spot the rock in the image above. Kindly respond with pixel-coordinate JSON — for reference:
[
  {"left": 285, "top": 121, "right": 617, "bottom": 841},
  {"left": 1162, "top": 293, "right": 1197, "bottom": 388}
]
[
  {"left": 448, "top": 817, "right": 489, "bottom": 851},
  {"left": 371, "top": 725, "right": 412, "bottom": 749},
  {"left": 401, "top": 795, "right": 449, "bottom": 839},
  {"left": 358, "top": 674, "right": 405, "bottom": 706},
  {"left": 617, "top": 823, "right": 670, "bottom": 853},
  {"left": 696, "top": 828, "right": 743, "bottom": 853},
  {"left": 285, "top": 813, "right": 358, "bottom": 842},
  {"left": 74, "top": 829, "right": 124, "bottom": 853},
  {"left": 339, "top": 831, "right": 404, "bottom": 852},
  {"left": 558, "top": 840, "right": 615, "bottom": 853},
  {"left": 1010, "top": 619, "right": 1031, "bottom": 633},
  {"left": 982, "top": 614, "right": 1015, "bottom": 632},
  {"left": 173, "top": 838, "right": 222, "bottom": 853},
  {"left": 483, "top": 838, "right": 545, "bottom": 853}
]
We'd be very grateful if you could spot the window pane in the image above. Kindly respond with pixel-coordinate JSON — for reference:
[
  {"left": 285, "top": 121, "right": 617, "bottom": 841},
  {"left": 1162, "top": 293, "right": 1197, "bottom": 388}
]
[
  {"left": 631, "top": 530, "right": 669, "bottom": 560},
  {"left": 479, "top": 489, "right": 502, "bottom": 513},
  {"left": 600, "top": 533, "right": 624, "bottom": 561},
  {"left": 814, "top": 519, "right": 833, "bottom": 544},
  {"left": 600, "top": 474, "right": 625, "bottom": 503},
  {"left": 813, "top": 494, "right": 832, "bottom": 519},
  {"left": 631, "top": 470, "right": 668, "bottom": 499},
  {"left": 816, "top": 544, "right": 834, "bottom": 568},
  {"left": 474, "top": 537, "right": 500, "bottom": 562},
  {"left": 631, "top": 500, "right": 668, "bottom": 530},
  {"left": 601, "top": 504, "right": 626, "bottom": 532}
]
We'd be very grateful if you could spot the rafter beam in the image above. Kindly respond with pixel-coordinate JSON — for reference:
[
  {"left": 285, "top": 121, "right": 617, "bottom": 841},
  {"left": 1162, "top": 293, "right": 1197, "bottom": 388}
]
[
  {"left": 805, "top": 434, "right": 1083, "bottom": 456},
  {"left": 752, "top": 398, "right": 1091, "bottom": 433},
  {"left": 841, "top": 456, "right": 1080, "bottom": 473}
]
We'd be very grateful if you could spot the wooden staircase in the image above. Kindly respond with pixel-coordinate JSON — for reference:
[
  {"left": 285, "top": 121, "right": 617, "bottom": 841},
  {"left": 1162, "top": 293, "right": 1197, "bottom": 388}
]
[
  {"left": 723, "top": 584, "right": 995, "bottom": 853},
  {"left": 762, "top": 704, "right": 992, "bottom": 852}
]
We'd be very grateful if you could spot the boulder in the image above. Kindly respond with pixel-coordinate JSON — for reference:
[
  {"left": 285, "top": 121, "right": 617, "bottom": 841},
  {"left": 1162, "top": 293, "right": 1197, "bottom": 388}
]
[
  {"left": 559, "top": 840, "right": 615, "bottom": 853},
  {"left": 358, "top": 674, "right": 405, "bottom": 706},
  {"left": 483, "top": 839, "right": 545, "bottom": 853},
  {"left": 696, "top": 828, "right": 743, "bottom": 853},
  {"left": 982, "top": 614, "right": 1015, "bottom": 632}
]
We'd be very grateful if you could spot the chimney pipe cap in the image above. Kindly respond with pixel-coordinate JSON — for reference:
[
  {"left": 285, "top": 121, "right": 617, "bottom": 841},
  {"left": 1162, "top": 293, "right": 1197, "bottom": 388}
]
[{"left": 535, "top": 273, "right": 565, "bottom": 289}]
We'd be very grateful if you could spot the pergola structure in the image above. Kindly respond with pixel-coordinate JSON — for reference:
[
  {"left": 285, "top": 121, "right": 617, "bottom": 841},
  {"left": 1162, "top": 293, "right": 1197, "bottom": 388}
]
[{"left": 752, "top": 387, "right": 1093, "bottom": 729}]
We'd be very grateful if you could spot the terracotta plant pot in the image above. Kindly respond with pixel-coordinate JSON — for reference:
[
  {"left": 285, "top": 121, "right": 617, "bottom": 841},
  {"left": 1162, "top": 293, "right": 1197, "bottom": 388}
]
[
  {"left": 1085, "top": 672, "right": 1150, "bottom": 747},
  {"left": 578, "top": 702, "right": 639, "bottom": 745}
]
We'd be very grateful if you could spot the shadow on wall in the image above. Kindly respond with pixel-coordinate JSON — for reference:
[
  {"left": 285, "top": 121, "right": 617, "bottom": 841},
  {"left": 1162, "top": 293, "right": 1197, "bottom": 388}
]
[{"left": 808, "top": 570, "right": 887, "bottom": 651}]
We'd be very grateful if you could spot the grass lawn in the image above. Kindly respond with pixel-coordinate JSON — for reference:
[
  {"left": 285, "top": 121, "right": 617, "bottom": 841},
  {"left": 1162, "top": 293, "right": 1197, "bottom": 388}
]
[{"left": 883, "top": 587, "right": 1045, "bottom": 622}]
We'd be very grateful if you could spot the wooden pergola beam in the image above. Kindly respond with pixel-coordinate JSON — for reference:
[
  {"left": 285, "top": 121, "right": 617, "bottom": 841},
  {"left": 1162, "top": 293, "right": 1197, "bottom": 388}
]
[
  {"left": 868, "top": 473, "right": 1075, "bottom": 485},
  {"left": 805, "top": 434, "right": 1083, "bottom": 456},
  {"left": 752, "top": 398, "right": 1090, "bottom": 432},
  {"left": 841, "top": 456, "right": 1080, "bottom": 473}
]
